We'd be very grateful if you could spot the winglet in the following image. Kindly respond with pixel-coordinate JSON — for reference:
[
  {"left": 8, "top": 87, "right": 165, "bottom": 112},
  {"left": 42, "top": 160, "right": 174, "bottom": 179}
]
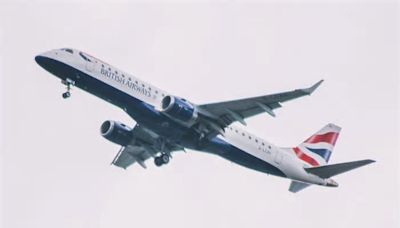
[{"left": 302, "top": 79, "right": 324, "bottom": 95}]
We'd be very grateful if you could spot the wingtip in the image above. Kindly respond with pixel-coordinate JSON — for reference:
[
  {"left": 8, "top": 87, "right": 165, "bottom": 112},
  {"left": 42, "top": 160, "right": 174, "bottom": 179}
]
[
  {"left": 366, "top": 159, "right": 376, "bottom": 164},
  {"left": 304, "top": 79, "right": 324, "bottom": 95}
]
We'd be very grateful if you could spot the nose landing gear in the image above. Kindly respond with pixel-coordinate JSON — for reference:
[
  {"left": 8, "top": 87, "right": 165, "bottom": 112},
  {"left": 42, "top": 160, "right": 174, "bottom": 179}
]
[
  {"left": 61, "top": 78, "right": 75, "bottom": 99},
  {"left": 62, "top": 91, "right": 71, "bottom": 99}
]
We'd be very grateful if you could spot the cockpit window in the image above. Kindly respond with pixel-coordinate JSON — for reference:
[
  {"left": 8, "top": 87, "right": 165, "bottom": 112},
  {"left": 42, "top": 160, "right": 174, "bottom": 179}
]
[
  {"left": 61, "top": 48, "right": 73, "bottom": 54},
  {"left": 79, "top": 52, "right": 91, "bottom": 62}
]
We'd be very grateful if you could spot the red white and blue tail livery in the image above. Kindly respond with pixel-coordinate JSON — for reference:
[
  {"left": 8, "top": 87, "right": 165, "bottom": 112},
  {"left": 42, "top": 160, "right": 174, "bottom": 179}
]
[
  {"left": 35, "top": 48, "right": 375, "bottom": 193},
  {"left": 293, "top": 124, "right": 340, "bottom": 167}
]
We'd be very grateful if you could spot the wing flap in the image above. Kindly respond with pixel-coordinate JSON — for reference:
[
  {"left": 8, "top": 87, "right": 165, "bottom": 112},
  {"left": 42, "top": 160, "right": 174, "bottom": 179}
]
[{"left": 112, "top": 147, "right": 137, "bottom": 169}]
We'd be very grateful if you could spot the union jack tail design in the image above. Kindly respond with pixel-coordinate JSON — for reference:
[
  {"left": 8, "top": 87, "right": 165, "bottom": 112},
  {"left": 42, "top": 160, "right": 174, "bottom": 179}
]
[{"left": 293, "top": 123, "right": 341, "bottom": 167}]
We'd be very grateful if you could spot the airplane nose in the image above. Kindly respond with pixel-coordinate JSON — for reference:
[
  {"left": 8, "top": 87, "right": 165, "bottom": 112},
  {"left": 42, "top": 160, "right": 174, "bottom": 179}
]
[
  {"left": 35, "top": 55, "right": 46, "bottom": 67},
  {"left": 35, "top": 54, "right": 54, "bottom": 71}
]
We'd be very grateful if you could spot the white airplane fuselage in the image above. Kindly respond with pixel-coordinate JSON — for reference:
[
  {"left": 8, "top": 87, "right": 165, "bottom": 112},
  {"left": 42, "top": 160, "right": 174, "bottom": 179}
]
[{"left": 35, "top": 48, "right": 338, "bottom": 188}]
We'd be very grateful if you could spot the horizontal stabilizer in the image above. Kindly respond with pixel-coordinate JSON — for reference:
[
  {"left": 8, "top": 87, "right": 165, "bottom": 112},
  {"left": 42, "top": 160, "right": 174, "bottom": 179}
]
[
  {"left": 289, "top": 181, "right": 311, "bottom": 193},
  {"left": 305, "top": 159, "right": 375, "bottom": 178}
]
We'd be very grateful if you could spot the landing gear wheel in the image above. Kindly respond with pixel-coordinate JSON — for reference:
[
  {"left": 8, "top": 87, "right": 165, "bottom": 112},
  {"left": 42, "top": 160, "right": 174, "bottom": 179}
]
[
  {"left": 161, "top": 154, "right": 170, "bottom": 164},
  {"left": 154, "top": 154, "right": 170, "bottom": 167},
  {"left": 61, "top": 78, "right": 74, "bottom": 99},
  {"left": 62, "top": 92, "right": 71, "bottom": 99},
  {"left": 154, "top": 157, "right": 163, "bottom": 167}
]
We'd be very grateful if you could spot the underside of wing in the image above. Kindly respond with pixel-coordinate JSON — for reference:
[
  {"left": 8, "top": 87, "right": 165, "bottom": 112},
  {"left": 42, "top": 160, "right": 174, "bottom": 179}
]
[
  {"left": 111, "top": 124, "right": 183, "bottom": 169},
  {"left": 199, "top": 80, "right": 323, "bottom": 128},
  {"left": 111, "top": 148, "right": 135, "bottom": 169},
  {"left": 111, "top": 145, "right": 154, "bottom": 169}
]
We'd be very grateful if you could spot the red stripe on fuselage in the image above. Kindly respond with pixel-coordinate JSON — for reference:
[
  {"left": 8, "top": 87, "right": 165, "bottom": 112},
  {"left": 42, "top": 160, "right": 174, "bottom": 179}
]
[
  {"left": 293, "top": 147, "right": 320, "bottom": 166},
  {"left": 304, "top": 132, "right": 339, "bottom": 146}
]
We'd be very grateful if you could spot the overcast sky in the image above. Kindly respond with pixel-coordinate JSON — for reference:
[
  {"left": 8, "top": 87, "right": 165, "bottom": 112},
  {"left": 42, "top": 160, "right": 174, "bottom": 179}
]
[{"left": 1, "top": 0, "right": 399, "bottom": 228}]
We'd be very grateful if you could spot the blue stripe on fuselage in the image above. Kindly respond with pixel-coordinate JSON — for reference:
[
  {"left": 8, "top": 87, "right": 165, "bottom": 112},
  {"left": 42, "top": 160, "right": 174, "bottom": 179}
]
[
  {"left": 36, "top": 56, "right": 286, "bottom": 178},
  {"left": 35, "top": 56, "right": 189, "bottom": 139},
  {"left": 205, "top": 137, "right": 286, "bottom": 177}
]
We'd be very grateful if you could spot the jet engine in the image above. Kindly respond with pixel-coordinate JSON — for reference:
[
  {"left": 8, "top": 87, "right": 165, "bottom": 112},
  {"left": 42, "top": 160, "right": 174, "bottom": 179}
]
[
  {"left": 100, "top": 120, "right": 133, "bottom": 146},
  {"left": 161, "top": 95, "right": 198, "bottom": 126}
]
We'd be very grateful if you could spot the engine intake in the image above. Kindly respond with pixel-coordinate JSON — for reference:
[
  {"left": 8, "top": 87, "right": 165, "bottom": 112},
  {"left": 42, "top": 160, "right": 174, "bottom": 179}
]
[
  {"left": 161, "top": 95, "right": 198, "bottom": 125},
  {"left": 100, "top": 120, "right": 133, "bottom": 146}
]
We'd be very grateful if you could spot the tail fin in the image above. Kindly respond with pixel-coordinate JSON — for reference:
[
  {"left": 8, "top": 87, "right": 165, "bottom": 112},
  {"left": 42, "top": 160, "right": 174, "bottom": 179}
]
[{"left": 293, "top": 123, "right": 341, "bottom": 167}]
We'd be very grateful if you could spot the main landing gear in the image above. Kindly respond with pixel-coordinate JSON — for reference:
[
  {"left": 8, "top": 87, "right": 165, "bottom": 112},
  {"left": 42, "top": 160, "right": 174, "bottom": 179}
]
[
  {"left": 154, "top": 138, "right": 171, "bottom": 167},
  {"left": 61, "top": 78, "right": 75, "bottom": 99},
  {"left": 154, "top": 153, "right": 170, "bottom": 167}
]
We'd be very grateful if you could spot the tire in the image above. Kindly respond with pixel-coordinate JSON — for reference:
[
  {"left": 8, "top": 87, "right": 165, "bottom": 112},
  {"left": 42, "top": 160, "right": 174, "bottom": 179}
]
[
  {"left": 161, "top": 154, "right": 170, "bottom": 164},
  {"left": 154, "top": 157, "right": 163, "bottom": 167},
  {"left": 62, "top": 92, "right": 70, "bottom": 99}
]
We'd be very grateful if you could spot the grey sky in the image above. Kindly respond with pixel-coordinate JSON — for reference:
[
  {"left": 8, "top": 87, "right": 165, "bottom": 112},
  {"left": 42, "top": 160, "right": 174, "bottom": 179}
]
[{"left": 1, "top": 1, "right": 399, "bottom": 228}]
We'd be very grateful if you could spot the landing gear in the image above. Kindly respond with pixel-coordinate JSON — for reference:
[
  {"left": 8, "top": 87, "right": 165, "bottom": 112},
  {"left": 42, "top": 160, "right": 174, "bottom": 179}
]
[
  {"left": 154, "top": 138, "right": 171, "bottom": 167},
  {"left": 62, "top": 92, "right": 71, "bottom": 99},
  {"left": 154, "top": 153, "right": 170, "bottom": 167},
  {"left": 161, "top": 153, "right": 170, "bottom": 164},
  {"left": 61, "top": 78, "right": 75, "bottom": 99}
]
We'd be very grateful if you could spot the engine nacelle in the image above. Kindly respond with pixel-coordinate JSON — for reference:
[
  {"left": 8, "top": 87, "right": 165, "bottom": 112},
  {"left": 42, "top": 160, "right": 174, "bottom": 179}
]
[
  {"left": 161, "top": 95, "right": 198, "bottom": 125},
  {"left": 100, "top": 120, "right": 133, "bottom": 146}
]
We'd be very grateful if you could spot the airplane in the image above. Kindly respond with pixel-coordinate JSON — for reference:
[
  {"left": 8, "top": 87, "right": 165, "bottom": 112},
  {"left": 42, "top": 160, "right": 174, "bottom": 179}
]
[{"left": 35, "top": 48, "right": 375, "bottom": 193}]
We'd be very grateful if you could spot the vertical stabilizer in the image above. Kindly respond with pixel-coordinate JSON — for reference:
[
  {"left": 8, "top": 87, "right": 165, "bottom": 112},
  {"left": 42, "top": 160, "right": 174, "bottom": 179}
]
[{"left": 293, "top": 123, "right": 341, "bottom": 167}]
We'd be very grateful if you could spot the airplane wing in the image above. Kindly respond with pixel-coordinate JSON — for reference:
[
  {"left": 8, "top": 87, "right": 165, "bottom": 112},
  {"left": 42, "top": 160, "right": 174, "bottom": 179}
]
[
  {"left": 199, "top": 80, "right": 323, "bottom": 128},
  {"left": 111, "top": 124, "right": 183, "bottom": 169}
]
